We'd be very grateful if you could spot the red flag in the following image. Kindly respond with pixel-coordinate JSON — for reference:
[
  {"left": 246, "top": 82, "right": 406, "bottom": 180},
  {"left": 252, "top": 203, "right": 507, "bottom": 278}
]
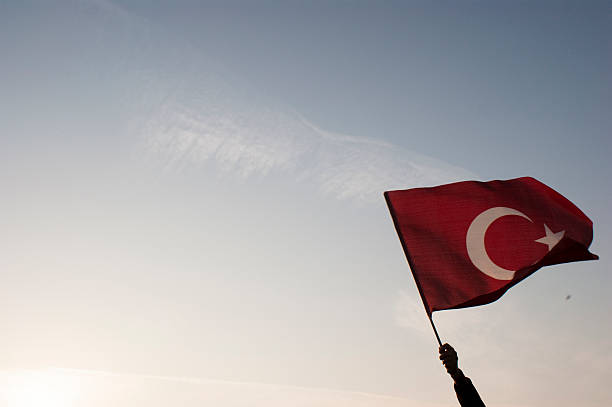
[{"left": 385, "top": 177, "right": 598, "bottom": 314}]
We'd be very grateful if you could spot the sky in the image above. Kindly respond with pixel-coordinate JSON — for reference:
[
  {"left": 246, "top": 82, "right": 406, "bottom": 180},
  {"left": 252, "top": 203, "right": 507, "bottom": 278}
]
[{"left": 0, "top": 0, "right": 610, "bottom": 406}]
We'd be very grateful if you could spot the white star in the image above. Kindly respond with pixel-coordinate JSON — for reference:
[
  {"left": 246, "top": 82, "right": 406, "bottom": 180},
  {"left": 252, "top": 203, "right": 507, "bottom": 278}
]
[{"left": 535, "top": 224, "right": 565, "bottom": 251}]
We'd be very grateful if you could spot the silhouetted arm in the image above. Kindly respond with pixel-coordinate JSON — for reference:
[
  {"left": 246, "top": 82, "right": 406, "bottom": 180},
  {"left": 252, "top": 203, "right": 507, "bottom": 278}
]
[{"left": 439, "top": 343, "right": 486, "bottom": 407}]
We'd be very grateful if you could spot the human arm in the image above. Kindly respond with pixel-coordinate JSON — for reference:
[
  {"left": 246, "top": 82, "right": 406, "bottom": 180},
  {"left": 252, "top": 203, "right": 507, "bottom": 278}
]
[{"left": 439, "top": 343, "right": 486, "bottom": 407}]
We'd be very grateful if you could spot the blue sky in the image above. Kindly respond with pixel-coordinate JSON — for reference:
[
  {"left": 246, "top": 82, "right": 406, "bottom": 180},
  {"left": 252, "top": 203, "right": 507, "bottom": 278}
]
[{"left": 0, "top": 1, "right": 610, "bottom": 406}]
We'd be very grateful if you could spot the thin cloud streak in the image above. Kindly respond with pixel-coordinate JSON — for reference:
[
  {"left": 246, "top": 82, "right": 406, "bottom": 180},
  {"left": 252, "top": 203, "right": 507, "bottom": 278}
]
[
  {"left": 43, "top": 0, "right": 477, "bottom": 202},
  {"left": 0, "top": 367, "right": 530, "bottom": 407},
  {"left": 54, "top": 367, "right": 415, "bottom": 400},
  {"left": 80, "top": 1, "right": 480, "bottom": 202},
  {"left": 140, "top": 86, "right": 477, "bottom": 203},
  {"left": 0, "top": 367, "right": 446, "bottom": 407}
]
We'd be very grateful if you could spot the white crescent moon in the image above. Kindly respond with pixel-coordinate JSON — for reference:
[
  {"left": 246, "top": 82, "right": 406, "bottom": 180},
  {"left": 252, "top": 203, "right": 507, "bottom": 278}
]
[{"left": 466, "top": 207, "right": 532, "bottom": 281}]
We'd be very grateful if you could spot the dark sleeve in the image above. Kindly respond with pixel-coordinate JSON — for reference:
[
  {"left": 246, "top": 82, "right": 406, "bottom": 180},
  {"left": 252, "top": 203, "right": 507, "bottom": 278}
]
[{"left": 453, "top": 376, "right": 486, "bottom": 407}]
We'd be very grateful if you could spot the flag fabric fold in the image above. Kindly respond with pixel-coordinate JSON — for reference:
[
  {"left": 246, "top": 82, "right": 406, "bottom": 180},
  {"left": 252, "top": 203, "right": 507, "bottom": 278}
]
[{"left": 385, "top": 177, "right": 597, "bottom": 314}]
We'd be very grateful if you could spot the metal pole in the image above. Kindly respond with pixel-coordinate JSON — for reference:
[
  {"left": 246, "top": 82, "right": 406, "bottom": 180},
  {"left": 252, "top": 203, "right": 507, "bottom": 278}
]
[{"left": 428, "top": 314, "right": 442, "bottom": 347}]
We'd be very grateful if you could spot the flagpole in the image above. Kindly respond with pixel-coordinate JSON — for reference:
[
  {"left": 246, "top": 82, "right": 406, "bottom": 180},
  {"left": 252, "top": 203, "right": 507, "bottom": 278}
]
[
  {"left": 428, "top": 314, "right": 442, "bottom": 347},
  {"left": 384, "top": 192, "right": 443, "bottom": 348}
]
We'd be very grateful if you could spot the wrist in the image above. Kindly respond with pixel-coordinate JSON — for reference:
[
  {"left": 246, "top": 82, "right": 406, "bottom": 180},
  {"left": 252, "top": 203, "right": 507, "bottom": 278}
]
[{"left": 449, "top": 368, "right": 465, "bottom": 383}]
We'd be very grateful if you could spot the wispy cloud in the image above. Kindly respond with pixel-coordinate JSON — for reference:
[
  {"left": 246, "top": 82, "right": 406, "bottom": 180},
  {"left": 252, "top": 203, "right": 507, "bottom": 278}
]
[
  {"left": 139, "top": 83, "right": 477, "bottom": 203},
  {"left": 393, "top": 290, "right": 432, "bottom": 335},
  {"left": 70, "top": 2, "right": 477, "bottom": 203},
  {"left": 0, "top": 367, "right": 532, "bottom": 407},
  {"left": 47, "top": 0, "right": 476, "bottom": 203},
  {"left": 0, "top": 367, "right": 446, "bottom": 407}
]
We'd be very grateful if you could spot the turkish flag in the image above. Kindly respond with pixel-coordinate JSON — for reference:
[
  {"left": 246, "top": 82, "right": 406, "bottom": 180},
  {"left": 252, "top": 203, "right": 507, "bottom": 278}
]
[{"left": 384, "top": 177, "right": 598, "bottom": 313}]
